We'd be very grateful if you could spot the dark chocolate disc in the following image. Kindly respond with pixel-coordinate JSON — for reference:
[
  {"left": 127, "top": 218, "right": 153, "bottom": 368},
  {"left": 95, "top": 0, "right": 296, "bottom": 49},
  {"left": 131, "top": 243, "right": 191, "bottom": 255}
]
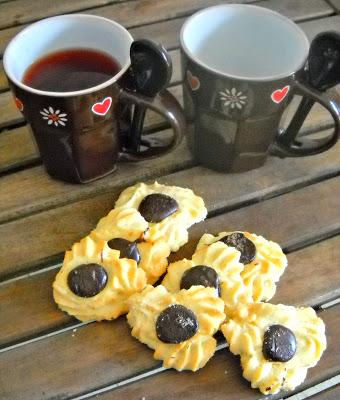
[
  {"left": 263, "top": 324, "right": 297, "bottom": 362},
  {"left": 220, "top": 232, "right": 256, "bottom": 264},
  {"left": 180, "top": 265, "right": 220, "bottom": 295},
  {"left": 156, "top": 304, "right": 198, "bottom": 344},
  {"left": 107, "top": 238, "right": 140, "bottom": 264},
  {"left": 138, "top": 193, "right": 179, "bottom": 223},
  {"left": 68, "top": 263, "right": 108, "bottom": 298}
]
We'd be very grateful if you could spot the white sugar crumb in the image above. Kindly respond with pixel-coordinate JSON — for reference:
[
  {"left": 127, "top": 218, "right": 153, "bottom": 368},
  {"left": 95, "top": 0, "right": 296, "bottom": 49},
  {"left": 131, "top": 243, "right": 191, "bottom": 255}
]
[
  {"left": 141, "top": 397, "right": 146, "bottom": 400},
  {"left": 224, "top": 370, "right": 228, "bottom": 374},
  {"left": 176, "top": 315, "right": 195, "bottom": 327},
  {"left": 73, "top": 328, "right": 77, "bottom": 333}
]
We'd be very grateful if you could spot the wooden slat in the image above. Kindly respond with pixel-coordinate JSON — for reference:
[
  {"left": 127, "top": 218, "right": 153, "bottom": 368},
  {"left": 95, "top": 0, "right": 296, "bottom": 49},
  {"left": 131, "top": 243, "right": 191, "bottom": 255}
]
[
  {"left": 308, "top": 385, "right": 340, "bottom": 400},
  {"left": 0, "top": 0, "right": 125, "bottom": 30},
  {"left": 1, "top": 178, "right": 340, "bottom": 398},
  {"left": 0, "top": 0, "right": 258, "bottom": 56},
  {"left": 96, "top": 306, "right": 340, "bottom": 400},
  {"left": 328, "top": 0, "right": 340, "bottom": 12},
  {"left": 2, "top": 138, "right": 340, "bottom": 277},
  {"left": 0, "top": 125, "right": 37, "bottom": 172},
  {"left": 1, "top": 228, "right": 339, "bottom": 349}
]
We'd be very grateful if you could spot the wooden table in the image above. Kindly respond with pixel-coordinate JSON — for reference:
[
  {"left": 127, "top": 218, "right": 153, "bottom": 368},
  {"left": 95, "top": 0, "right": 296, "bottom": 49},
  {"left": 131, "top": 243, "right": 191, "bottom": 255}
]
[{"left": 0, "top": 0, "right": 340, "bottom": 399}]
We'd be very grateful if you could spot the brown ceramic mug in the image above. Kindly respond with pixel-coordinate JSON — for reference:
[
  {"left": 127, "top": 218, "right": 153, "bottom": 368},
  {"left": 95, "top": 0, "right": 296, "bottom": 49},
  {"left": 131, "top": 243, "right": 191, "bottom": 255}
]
[
  {"left": 180, "top": 5, "right": 340, "bottom": 172},
  {"left": 4, "top": 15, "right": 184, "bottom": 183}
]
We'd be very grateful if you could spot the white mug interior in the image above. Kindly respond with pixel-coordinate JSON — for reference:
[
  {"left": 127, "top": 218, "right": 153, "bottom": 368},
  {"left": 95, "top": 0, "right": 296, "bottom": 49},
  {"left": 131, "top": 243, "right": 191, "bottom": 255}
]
[
  {"left": 3, "top": 14, "right": 133, "bottom": 96},
  {"left": 180, "top": 4, "right": 310, "bottom": 81}
]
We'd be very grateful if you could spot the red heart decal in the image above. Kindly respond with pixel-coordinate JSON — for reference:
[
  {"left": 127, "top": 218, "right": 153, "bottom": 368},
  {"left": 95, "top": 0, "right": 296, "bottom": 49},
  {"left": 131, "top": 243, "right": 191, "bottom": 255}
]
[
  {"left": 271, "top": 86, "right": 290, "bottom": 104},
  {"left": 14, "top": 97, "right": 24, "bottom": 112},
  {"left": 92, "top": 97, "right": 112, "bottom": 116},
  {"left": 187, "top": 70, "right": 200, "bottom": 91}
]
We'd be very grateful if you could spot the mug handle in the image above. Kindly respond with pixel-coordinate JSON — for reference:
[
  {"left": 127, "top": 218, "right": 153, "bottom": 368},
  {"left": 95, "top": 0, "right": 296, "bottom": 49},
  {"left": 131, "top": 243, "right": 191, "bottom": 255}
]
[
  {"left": 271, "top": 80, "right": 340, "bottom": 156},
  {"left": 118, "top": 88, "right": 185, "bottom": 160}
]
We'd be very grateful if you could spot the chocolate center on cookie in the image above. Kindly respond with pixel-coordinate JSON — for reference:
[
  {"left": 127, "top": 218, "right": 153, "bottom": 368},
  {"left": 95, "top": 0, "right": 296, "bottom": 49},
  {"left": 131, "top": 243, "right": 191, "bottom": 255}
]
[
  {"left": 220, "top": 232, "right": 256, "bottom": 264},
  {"left": 138, "top": 193, "right": 179, "bottom": 223},
  {"left": 156, "top": 304, "right": 198, "bottom": 344},
  {"left": 263, "top": 324, "right": 297, "bottom": 362},
  {"left": 68, "top": 263, "right": 108, "bottom": 298},
  {"left": 180, "top": 265, "right": 220, "bottom": 295},
  {"left": 107, "top": 238, "right": 140, "bottom": 264}
]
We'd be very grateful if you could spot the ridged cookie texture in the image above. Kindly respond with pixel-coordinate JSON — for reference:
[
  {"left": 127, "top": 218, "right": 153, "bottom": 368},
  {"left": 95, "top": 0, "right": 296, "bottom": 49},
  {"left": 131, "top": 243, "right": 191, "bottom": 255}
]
[
  {"left": 127, "top": 285, "right": 225, "bottom": 371},
  {"left": 162, "top": 241, "right": 252, "bottom": 316},
  {"left": 53, "top": 236, "right": 147, "bottom": 321},
  {"left": 92, "top": 207, "right": 148, "bottom": 242},
  {"left": 221, "top": 303, "right": 327, "bottom": 395},
  {"left": 197, "top": 232, "right": 287, "bottom": 302},
  {"left": 91, "top": 207, "right": 171, "bottom": 284},
  {"left": 115, "top": 182, "right": 207, "bottom": 251}
]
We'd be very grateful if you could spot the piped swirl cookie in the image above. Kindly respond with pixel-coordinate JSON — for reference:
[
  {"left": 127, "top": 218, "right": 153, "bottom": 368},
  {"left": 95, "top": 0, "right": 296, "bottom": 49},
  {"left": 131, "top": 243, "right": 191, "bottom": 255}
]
[
  {"left": 115, "top": 182, "right": 207, "bottom": 251},
  {"left": 221, "top": 302, "right": 327, "bottom": 395},
  {"left": 53, "top": 236, "right": 147, "bottom": 321},
  {"left": 197, "top": 231, "right": 287, "bottom": 302},
  {"left": 162, "top": 241, "right": 252, "bottom": 316},
  {"left": 91, "top": 207, "right": 170, "bottom": 284},
  {"left": 127, "top": 285, "right": 225, "bottom": 371}
]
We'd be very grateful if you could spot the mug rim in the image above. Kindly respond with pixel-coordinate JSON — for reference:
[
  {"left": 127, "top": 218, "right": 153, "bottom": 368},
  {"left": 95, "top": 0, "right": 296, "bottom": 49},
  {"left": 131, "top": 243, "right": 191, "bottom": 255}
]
[
  {"left": 3, "top": 14, "right": 133, "bottom": 97},
  {"left": 180, "top": 4, "right": 310, "bottom": 82}
]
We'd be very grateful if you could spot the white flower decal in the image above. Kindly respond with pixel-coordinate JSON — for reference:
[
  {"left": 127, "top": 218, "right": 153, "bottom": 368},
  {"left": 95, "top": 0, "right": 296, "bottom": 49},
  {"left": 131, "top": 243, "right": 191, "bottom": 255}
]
[
  {"left": 219, "top": 88, "right": 247, "bottom": 110},
  {"left": 40, "top": 107, "right": 68, "bottom": 127}
]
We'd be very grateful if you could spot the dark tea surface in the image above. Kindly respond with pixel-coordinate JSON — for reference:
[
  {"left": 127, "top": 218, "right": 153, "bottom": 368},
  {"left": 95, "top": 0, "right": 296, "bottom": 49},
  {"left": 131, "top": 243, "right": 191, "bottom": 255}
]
[{"left": 23, "top": 48, "right": 120, "bottom": 92}]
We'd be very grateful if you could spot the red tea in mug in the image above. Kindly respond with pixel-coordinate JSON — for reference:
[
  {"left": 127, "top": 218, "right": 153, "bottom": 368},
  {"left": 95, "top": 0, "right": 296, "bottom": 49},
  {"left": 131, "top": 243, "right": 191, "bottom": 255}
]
[{"left": 23, "top": 48, "right": 121, "bottom": 92}]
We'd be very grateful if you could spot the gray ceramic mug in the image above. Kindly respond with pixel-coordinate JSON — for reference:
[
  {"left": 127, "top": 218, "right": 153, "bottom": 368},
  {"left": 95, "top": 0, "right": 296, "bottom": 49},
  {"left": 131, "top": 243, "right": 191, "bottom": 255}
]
[{"left": 180, "top": 4, "right": 340, "bottom": 172}]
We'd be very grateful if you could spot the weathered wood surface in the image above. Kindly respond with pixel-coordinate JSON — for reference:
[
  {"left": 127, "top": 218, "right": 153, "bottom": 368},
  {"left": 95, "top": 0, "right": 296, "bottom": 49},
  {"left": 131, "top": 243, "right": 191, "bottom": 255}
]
[
  {"left": 327, "top": 0, "right": 340, "bottom": 12},
  {"left": 0, "top": 0, "right": 125, "bottom": 30},
  {"left": 308, "top": 385, "right": 340, "bottom": 400},
  {"left": 1, "top": 144, "right": 340, "bottom": 277}
]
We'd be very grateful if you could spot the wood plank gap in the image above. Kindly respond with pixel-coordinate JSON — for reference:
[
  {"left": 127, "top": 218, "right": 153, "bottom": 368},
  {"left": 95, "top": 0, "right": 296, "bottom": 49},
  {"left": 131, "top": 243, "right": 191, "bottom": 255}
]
[
  {"left": 0, "top": 0, "right": 135, "bottom": 31},
  {"left": 207, "top": 168, "right": 340, "bottom": 219},
  {"left": 0, "top": 262, "right": 61, "bottom": 287},
  {"left": 321, "top": 297, "right": 340, "bottom": 309},
  {"left": 0, "top": 321, "right": 91, "bottom": 354},
  {"left": 284, "top": 376, "right": 340, "bottom": 400}
]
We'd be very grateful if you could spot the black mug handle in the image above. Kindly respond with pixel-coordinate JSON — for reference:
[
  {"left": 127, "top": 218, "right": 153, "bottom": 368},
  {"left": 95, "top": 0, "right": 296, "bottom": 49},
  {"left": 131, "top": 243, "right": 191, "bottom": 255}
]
[
  {"left": 272, "top": 80, "right": 340, "bottom": 156},
  {"left": 118, "top": 88, "right": 185, "bottom": 160}
]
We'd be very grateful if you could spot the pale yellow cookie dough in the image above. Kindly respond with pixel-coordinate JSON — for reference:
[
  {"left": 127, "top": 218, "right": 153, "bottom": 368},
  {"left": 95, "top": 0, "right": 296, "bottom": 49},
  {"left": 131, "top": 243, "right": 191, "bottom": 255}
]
[
  {"left": 221, "top": 303, "right": 327, "bottom": 395},
  {"left": 53, "top": 236, "right": 147, "bottom": 321},
  {"left": 91, "top": 206, "right": 171, "bottom": 284},
  {"left": 92, "top": 207, "right": 148, "bottom": 242},
  {"left": 115, "top": 182, "right": 207, "bottom": 251},
  {"left": 197, "top": 231, "right": 287, "bottom": 302},
  {"left": 127, "top": 285, "right": 225, "bottom": 371},
  {"left": 162, "top": 241, "right": 252, "bottom": 316}
]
